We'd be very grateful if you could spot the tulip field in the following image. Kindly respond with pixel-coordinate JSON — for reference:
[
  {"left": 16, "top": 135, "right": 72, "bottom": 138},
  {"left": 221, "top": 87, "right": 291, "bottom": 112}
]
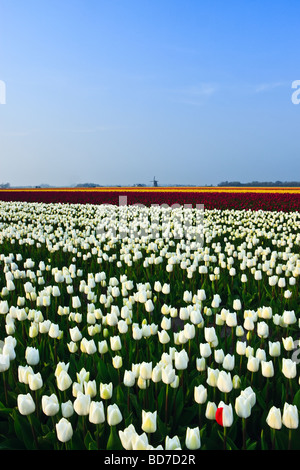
[{"left": 0, "top": 190, "right": 299, "bottom": 450}]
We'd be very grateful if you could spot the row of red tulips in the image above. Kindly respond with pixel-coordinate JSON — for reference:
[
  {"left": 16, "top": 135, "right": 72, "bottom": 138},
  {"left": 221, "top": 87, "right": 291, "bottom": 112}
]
[{"left": 0, "top": 189, "right": 299, "bottom": 211}]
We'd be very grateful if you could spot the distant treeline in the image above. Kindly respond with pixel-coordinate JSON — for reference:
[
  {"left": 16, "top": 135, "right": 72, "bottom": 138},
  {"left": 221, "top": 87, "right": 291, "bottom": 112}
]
[{"left": 218, "top": 181, "right": 300, "bottom": 187}]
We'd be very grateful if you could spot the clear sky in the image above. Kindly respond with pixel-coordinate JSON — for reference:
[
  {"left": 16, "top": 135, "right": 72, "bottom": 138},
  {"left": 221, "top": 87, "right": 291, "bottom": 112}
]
[{"left": 0, "top": 0, "right": 300, "bottom": 187}]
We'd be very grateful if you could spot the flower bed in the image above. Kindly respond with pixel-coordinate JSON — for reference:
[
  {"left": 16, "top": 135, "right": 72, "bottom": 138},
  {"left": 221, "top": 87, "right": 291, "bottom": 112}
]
[{"left": 0, "top": 200, "right": 299, "bottom": 450}]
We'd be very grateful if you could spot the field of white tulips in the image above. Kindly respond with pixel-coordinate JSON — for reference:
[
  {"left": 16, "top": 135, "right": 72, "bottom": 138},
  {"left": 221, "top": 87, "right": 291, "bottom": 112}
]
[{"left": 0, "top": 200, "right": 299, "bottom": 450}]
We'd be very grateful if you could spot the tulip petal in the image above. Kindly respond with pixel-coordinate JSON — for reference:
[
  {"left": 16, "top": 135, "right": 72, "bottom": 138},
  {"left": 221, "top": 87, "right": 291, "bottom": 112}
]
[{"left": 216, "top": 407, "right": 223, "bottom": 426}]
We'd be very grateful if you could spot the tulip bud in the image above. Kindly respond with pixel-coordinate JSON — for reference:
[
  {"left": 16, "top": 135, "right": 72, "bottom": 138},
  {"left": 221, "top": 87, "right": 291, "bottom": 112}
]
[
  {"left": 131, "top": 432, "right": 149, "bottom": 450},
  {"left": 0, "top": 353, "right": 10, "bottom": 372},
  {"left": 100, "top": 382, "right": 113, "bottom": 400},
  {"left": 217, "top": 370, "right": 233, "bottom": 393},
  {"left": 261, "top": 360, "right": 274, "bottom": 378},
  {"left": 25, "top": 346, "right": 40, "bottom": 366},
  {"left": 89, "top": 401, "right": 105, "bottom": 424},
  {"left": 282, "top": 358, "right": 297, "bottom": 379},
  {"left": 174, "top": 350, "right": 189, "bottom": 370},
  {"left": 216, "top": 402, "right": 233, "bottom": 427},
  {"left": 69, "top": 326, "right": 82, "bottom": 342},
  {"left": 17, "top": 393, "right": 36, "bottom": 415},
  {"left": 72, "top": 296, "right": 81, "bottom": 309},
  {"left": 200, "top": 342, "right": 211, "bottom": 358},
  {"left": 61, "top": 400, "right": 74, "bottom": 418},
  {"left": 241, "top": 386, "right": 256, "bottom": 407},
  {"left": 110, "top": 335, "right": 122, "bottom": 351},
  {"left": 162, "top": 364, "right": 175, "bottom": 384},
  {"left": 139, "top": 361, "right": 152, "bottom": 380},
  {"left": 29, "top": 322, "right": 38, "bottom": 338},
  {"left": 28, "top": 372, "right": 43, "bottom": 391},
  {"left": 183, "top": 323, "right": 195, "bottom": 340},
  {"left": 204, "top": 327, "right": 218, "bottom": 344},
  {"left": 151, "top": 365, "right": 162, "bottom": 383},
  {"left": 158, "top": 330, "right": 170, "bottom": 344},
  {"left": 132, "top": 325, "right": 142, "bottom": 340},
  {"left": 282, "top": 336, "right": 295, "bottom": 351},
  {"left": 84, "top": 380, "right": 97, "bottom": 397},
  {"left": 266, "top": 406, "right": 282, "bottom": 430},
  {"left": 194, "top": 384, "right": 207, "bottom": 404},
  {"left": 98, "top": 340, "right": 108, "bottom": 355},
  {"left": 214, "top": 349, "right": 225, "bottom": 364},
  {"left": 73, "top": 391, "right": 91, "bottom": 416},
  {"left": 243, "top": 317, "right": 255, "bottom": 331},
  {"left": 49, "top": 323, "right": 62, "bottom": 339},
  {"left": 185, "top": 426, "right": 201, "bottom": 450},
  {"left": 119, "top": 424, "right": 137, "bottom": 450},
  {"left": 0, "top": 300, "right": 9, "bottom": 315},
  {"left": 205, "top": 401, "right": 217, "bottom": 420},
  {"left": 196, "top": 357, "right": 206, "bottom": 372},
  {"left": 236, "top": 325, "right": 244, "bottom": 337},
  {"left": 161, "top": 316, "right": 171, "bottom": 330},
  {"left": 222, "top": 354, "right": 235, "bottom": 371},
  {"left": 107, "top": 403, "right": 123, "bottom": 426},
  {"left": 57, "top": 370, "right": 73, "bottom": 391},
  {"left": 170, "top": 375, "right": 179, "bottom": 388},
  {"left": 165, "top": 435, "right": 181, "bottom": 450},
  {"left": 282, "top": 310, "right": 297, "bottom": 326},
  {"left": 278, "top": 277, "right": 286, "bottom": 288},
  {"left": 206, "top": 367, "right": 219, "bottom": 387},
  {"left": 141, "top": 410, "right": 157, "bottom": 433},
  {"left": 232, "top": 375, "right": 241, "bottom": 389},
  {"left": 145, "top": 299, "right": 154, "bottom": 313},
  {"left": 247, "top": 355, "right": 259, "bottom": 373},
  {"left": 56, "top": 418, "right": 73, "bottom": 443},
  {"left": 124, "top": 370, "right": 136, "bottom": 387},
  {"left": 257, "top": 321, "right": 269, "bottom": 339},
  {"left": 235, "top": 395, "right": 252, "bottom": 419},
  {"left": 137, "top": 376, "right": 147, "bottom": 389},
  {"left": 42, "top": 394, "right": 60, "bottom": 416},
  {"left": 112, "top": 355, "right": 122, "bottom": 369},
  {"left": 268, "top": 341, "right": 281, "bottom": 357},
  {"left": 282, "top": 403, "right": 299, "bottom": 429},
  {"left": 162, "top": 283, "right": 170, "bottom": 294},
  {"left": 233, "top": 299, "right": 242, "bottom": 311},
  {"left": 236, "top": 342, "right": 246, "bottom": 358}
]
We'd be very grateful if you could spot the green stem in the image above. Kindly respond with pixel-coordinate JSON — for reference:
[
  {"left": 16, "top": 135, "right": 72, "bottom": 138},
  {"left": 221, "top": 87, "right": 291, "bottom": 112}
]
[
  {"left": 242, "top": 418, "right": 246, "bottom": 450},
  {"left": 2, "top": 371, "right": 8, "bottom": 405},
  {"left": 165, "top": 384, "right": 169, "bottom": 422},
  {"left": 271, "top": 428, "right": 276, "bottom": 450},
  {"left": 288, "top": 429, "right": 292, "bottom": 451},
  {"left": 28, "top": 415, "right": 39, "bottom": 449}
]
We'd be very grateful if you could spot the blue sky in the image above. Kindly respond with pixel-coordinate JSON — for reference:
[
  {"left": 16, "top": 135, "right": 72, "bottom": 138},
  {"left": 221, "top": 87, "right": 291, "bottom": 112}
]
[{"left": 0, "top": 0, "right": 300, "bottom": 186}]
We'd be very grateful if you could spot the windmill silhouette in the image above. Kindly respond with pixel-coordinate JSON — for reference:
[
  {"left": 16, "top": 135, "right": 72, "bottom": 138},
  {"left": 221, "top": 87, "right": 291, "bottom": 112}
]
[{"left": 150, "top": 176, "right": 158, "bottom": 187}]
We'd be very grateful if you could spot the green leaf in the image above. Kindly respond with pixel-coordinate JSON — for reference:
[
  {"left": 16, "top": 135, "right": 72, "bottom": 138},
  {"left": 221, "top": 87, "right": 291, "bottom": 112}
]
[
  {"left": 260, "top": 429, "right": 268, "bottom": 450},
  {"left": 84, "top": 430, "right": 96, "bottom": 450},
  {"left": 157, "top": 386, "right": 166, "bottom": 416},
  {"left": 292, "top": 389, "right": 300, "bottom": 409},
  {"left": 0, "top": 401, "right": 12, "bottom": 416},
  {"left": 173, "top": 387, "right": 184, "bottom": 425},
  {"left": 217, "top": 429, "right": 239, "bottom": 450},
  {"left": 11, "top": 410, "right": 36, "bottom": 450},
  {"left": 106, "top": 426, "right": 122, "bottom": 450},
  {"left": 0, "top": 438, "right": 25, "bottom": 450},
  {"left": 246, "top": 438, "right": 257, "bottom": 450}
]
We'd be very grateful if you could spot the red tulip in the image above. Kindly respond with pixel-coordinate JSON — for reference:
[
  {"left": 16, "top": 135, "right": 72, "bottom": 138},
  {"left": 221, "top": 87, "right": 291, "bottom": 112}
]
[{"left": 216, "top": 407, "right": 223, "bottom": 426}]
